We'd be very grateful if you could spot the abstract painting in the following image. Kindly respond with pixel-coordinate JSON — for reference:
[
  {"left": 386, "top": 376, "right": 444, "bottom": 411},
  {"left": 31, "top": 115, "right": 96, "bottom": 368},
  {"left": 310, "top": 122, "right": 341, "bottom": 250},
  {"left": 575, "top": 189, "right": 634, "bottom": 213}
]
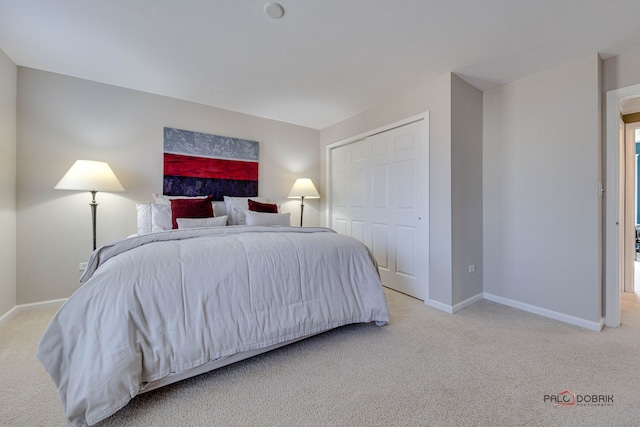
[{"left": 163, "top": 127, "right": 259, "bottom": 199}]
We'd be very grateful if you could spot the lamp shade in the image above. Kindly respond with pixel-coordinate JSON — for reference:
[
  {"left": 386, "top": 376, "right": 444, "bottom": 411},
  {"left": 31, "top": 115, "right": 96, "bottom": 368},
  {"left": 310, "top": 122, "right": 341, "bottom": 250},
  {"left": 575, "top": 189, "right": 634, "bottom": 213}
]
[
  {"left": 55, "top": 160, "right": 124, "bottom": 192},
  {"left": 287, "top": 178, "right": 320, "bottom": 199}
]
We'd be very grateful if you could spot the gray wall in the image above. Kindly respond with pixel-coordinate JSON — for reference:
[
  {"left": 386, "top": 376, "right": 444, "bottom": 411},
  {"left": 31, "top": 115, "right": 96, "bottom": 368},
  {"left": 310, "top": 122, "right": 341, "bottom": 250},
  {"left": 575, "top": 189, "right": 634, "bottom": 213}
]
[
  {"left": 16, "top": 68, "right": 319, "bottom": 305},
  {"left": 7, "top": 47, "right": 640, "bottom": 324},
  {"left": 451, "top": 75, "right": 483, "bottom": 305},
  {"left": 0, "top": 49, "right": 17, "bottom": 317},
  {"left": 603, "top": 48, "right": 640, "bottom": 92},
  {"left": 483, "top": 55, "right": 602, "bottom": 323}
]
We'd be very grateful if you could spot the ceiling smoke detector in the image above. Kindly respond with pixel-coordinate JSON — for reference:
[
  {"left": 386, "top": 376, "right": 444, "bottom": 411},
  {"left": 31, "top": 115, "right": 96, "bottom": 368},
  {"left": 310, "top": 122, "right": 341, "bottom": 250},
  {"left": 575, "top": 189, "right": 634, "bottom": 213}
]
[{"left": 264, "top": 2, "right": 285, "bottom": 19}]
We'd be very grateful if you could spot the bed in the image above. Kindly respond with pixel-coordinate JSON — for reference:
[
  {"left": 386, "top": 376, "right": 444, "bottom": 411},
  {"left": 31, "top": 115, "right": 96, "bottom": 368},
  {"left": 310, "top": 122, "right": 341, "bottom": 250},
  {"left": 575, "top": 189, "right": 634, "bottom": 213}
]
[{"left": 37, "top": 224, "right": 390, "bottom": 426}]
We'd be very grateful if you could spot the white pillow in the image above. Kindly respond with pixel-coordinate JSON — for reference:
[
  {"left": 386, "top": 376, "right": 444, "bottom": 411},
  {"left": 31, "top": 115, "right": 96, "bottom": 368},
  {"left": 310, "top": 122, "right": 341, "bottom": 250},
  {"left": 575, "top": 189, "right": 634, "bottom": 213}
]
[
  {"left": 235, "top": 205, "right": 282, "bottom": 225},
  {"left": 235, "top": 207, "right": 247, "bottom": 225},
  {"left": 177, "top": 215, "right": 228, "bottom": 229},
  {"left": 151, "top": 204, "right": 173, "bottom": 232},
  {"left": 223, "top": 196, "right": 266, "bottom": 225},
  {"left": 136, "top": 204, "right": 153, "bottom": 234},
  {"left": 244, "top": 210, "right": 291, "bottom": 226}
]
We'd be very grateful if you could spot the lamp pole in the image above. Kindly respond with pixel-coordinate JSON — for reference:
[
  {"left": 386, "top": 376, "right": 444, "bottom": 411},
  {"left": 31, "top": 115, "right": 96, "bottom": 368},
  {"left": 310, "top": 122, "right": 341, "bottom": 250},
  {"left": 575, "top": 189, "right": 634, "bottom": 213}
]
[
  {"left": 299, "top": 196, "right": 306, "bottom": 227},
  {"left": 90, "top": 190, "right": 98, "bottom": 251}
]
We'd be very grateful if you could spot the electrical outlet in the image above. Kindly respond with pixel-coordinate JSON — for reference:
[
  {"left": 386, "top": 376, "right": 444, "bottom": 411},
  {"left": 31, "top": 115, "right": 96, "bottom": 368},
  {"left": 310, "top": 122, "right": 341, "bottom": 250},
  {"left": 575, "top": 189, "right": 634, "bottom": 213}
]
[
  {"left": 468, "top": 264, "right": 475, "bottom": 273},
  {"left": 79, "top": 262, "right": 88, "bottom": 271}
]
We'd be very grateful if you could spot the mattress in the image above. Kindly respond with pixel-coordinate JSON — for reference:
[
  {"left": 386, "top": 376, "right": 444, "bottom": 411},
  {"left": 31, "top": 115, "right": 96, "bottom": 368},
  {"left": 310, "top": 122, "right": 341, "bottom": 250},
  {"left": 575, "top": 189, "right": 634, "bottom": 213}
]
[{"left": 38, "top": 226, "right": 390, "bottom": 426}]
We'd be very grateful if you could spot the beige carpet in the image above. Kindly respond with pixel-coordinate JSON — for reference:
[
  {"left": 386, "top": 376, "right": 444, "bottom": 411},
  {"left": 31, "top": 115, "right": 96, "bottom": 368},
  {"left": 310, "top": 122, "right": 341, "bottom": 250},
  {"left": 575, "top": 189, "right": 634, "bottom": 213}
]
[{"left": 1, "top": 288, "right": 639, "bottom": 427}]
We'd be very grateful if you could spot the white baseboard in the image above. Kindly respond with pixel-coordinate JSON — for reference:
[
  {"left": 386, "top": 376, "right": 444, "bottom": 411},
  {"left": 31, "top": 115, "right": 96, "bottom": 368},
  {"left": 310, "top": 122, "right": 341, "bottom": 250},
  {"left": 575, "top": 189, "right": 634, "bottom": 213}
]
[
  {"left": 453, "top": 293, "right": 484, "bottom": 313},
  {"left": 0, "top": 294, "right": 605, "bottom": 332},
  {"left": 428, "top": 299, "right": 454, "bottom": 313},
  {"left": 428, "top": 292, "right": 484, "bottom": 314},
  {"left": 0, "top": 306, "right": 18, "bottom": 325},
  {"left": 483, "top": 293, "right": 603, "bottom": 331},
  {"left": 0, "top": 298, "right": 67, "bottom": 325}
]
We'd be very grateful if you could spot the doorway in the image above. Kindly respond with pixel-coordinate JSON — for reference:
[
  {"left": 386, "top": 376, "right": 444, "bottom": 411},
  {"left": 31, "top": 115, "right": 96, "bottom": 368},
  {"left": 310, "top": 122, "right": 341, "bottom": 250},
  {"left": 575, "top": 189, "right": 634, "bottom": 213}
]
[
  {"left": 605, "top": 84, "right": 640, "bottom": 327},
  {"left": 622, "top": 123, "right": 640, "bottom": 293},
  {"left": 626, "top": 125, "right": 640, "bottom": 293}
]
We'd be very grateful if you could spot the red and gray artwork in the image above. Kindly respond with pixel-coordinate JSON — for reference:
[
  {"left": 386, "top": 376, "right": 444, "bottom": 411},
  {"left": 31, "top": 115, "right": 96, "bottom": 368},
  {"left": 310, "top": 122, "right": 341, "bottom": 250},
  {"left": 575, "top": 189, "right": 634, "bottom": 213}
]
[{"left": 163, "top": 127, "right": 259, "bottom": 199}]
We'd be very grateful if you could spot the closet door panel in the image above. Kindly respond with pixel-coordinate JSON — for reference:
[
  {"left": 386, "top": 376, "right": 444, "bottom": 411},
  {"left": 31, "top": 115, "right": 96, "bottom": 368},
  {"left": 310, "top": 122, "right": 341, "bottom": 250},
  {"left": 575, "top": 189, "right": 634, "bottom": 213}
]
[{"left": 330, "top": 118, "right": 428, "bottom": 300}]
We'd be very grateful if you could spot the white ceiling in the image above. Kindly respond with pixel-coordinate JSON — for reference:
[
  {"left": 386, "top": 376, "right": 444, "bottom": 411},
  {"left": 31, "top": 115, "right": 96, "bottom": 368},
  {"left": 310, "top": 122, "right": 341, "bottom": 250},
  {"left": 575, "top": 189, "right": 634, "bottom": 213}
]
[{"left": 1, "top": 0, "right": 640, "bottom": 129}]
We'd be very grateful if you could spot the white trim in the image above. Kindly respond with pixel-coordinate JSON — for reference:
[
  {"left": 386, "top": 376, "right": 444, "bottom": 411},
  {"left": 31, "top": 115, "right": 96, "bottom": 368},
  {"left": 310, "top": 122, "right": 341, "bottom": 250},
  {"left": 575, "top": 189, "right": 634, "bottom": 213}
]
[
  {"left": 625, "top": 122, "right": 640, "bottom": 293},
  {"left": 484, "top": 293, "right": 603, "bottom": 331},
  {"left": 452, "top": 293, "right": 484, "bottom": 312},
  {"left": 0, "top": 298, "right": 67, "bottom": 325},
  {"left": 428, "top": 292, "right": 484, "bottom": 314},
  {"left": 427, "top": 299, "right": 454, "bottom": 314},
  {"left": 0, "top": 306, "right": 18, "bottom": 325},
  {"left": 406, "top": 292, "right": 603, "bottom": 331},
  {"left": 605, "top": 84, "right": 640, "bottom": 328}
]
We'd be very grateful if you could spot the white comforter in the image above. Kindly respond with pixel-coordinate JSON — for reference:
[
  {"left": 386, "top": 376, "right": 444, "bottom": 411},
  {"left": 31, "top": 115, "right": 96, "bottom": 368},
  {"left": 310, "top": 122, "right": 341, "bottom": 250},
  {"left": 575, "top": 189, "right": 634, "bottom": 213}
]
[{"left": 37, "top": 226, "right": 390, "bottom": 426}]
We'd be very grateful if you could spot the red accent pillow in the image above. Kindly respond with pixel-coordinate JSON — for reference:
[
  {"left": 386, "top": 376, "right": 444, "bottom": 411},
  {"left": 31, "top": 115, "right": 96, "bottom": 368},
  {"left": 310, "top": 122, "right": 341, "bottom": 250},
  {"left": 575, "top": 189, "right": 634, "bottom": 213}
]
[
  {"left": 248, "top": 199, "right": 278, "bottom": 213},
  {"left": 170, "top": 196, "right": 214, "bottom": 229}
]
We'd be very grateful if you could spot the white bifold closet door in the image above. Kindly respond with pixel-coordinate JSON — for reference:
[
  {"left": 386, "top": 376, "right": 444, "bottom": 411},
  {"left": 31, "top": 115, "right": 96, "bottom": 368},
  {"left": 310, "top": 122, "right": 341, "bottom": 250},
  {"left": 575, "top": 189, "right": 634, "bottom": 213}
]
[{"left": 330, "top": 118, "right": 428, "bottom": 300}]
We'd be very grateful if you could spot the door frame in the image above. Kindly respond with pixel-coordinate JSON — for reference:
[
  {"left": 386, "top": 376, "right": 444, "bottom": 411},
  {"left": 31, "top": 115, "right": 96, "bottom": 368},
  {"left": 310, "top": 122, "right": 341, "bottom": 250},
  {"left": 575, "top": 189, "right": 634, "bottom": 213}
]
[
  {"left": 623, "top": 122, "right": 636, "bottom": 294},
  {"left": 624, "top": 122, "right": 640, "bottom": 293},
  {"left": 605, "top": 83, "right": 640, "bottom": 327}
]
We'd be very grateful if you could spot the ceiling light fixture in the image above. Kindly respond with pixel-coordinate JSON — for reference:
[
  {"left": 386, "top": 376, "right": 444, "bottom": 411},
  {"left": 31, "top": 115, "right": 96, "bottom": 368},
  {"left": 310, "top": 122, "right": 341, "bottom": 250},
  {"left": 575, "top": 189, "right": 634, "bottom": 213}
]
[{"left": 264, "top": 2, "right": 285, "bottom": 19}]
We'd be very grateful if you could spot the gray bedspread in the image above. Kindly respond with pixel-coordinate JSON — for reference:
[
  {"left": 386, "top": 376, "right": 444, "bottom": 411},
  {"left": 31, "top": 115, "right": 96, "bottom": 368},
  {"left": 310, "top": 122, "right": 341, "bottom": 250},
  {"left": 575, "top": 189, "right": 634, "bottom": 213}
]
[{"left": 37, "top": 226, "right": 390, "bottom": 426}]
